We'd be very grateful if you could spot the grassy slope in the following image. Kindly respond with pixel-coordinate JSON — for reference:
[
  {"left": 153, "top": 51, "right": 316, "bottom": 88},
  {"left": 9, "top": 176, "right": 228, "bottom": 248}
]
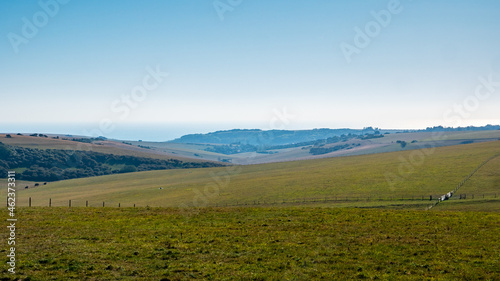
[
  {"left": 3, "top": 131, "right": 499, "bottom": 165},
  {"left": 434, "top": 152, "right": 500, "bottom": 211},
  {"left": 6, "top": 140, "right": 500, "bottom": 209},
  {"left": 1, "top": 207, "right": 498, "bottom": 280},
  {"left": 419, "top": 130, "right": 500, "bottom": 141},
  {"left": 128, "top": 141, "right": 224, "bottom": 160},
  {"left": 338, "top": 130, "right": 500, "bottom": 157},
  {"left": 0, "top": 134, "right": 205, "bottom": 162}
]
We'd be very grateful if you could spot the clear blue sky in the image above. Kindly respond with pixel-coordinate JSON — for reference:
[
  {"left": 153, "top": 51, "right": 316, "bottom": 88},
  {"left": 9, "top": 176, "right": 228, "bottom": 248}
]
[{"left": 1, "top": 0, "right": 499, "bottom": 140}]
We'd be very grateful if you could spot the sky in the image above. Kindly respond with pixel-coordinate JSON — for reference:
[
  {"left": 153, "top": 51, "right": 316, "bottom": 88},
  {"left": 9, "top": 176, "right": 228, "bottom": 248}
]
[{"left": 1, "top": 0, "right": 500, "bottom": 141}]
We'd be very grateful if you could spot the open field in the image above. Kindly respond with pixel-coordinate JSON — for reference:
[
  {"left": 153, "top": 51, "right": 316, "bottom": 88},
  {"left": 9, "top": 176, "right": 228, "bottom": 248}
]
[
  {"left": 1, "top": 136, "right": 499, "bottom": 280},
  {"left": 4, "top": 140, "right": 499, "bottom": 210},
  {"left": 435, "top": 198, "right": 500, "bottom": 212},
  {"left": 1, "top": 207, "right": 498, "bottom": 280},
  {"left": 451, "top": 150, "right": 500, "bottom": 196},
  {"left": 419, "top": 130, "right": 500, "bottom": 142},
  {"left": 435, "top": 154, "right": 500, "bottom": 211}
]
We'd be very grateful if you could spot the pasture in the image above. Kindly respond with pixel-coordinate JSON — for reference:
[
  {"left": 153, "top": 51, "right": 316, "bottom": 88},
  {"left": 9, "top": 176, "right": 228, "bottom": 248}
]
[
  {"left": 5, "top": 141, "right": 499, "bottom": 210},
  {"left": 1, "top": 207, "right": 498, "bottom": 280},
  {"left": 1, "top": 137, "right": 499, "bottom": 280}
]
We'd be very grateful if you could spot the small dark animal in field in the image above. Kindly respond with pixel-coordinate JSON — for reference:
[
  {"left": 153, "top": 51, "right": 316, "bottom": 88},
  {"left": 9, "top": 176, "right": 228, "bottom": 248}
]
[
  {"left": 34, "top": 183, "right": 39, "bottom": 187},
  {"left": 43, "top": 182, "right": 47, "bottom": 185},
  {"left": 25, "top": 186, "right": 28, "bottom": 189}
]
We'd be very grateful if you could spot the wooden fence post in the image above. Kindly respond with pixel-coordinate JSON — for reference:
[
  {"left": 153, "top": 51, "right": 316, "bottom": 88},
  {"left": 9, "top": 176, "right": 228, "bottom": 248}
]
[
  {"left": 49, "top": 198, "right": 51, "bottom": 207},
  {"left": 69, "top": 200, "right": 71, "bottom": 207},
  {"left": 103, "top": 201, "right": 105, "bottom": 207},
  {"left": 29, "top": 197, "right": 31, "bottom": 207},
  {"left": 86, "top": 201, "right": 88, "bottom": 207}
]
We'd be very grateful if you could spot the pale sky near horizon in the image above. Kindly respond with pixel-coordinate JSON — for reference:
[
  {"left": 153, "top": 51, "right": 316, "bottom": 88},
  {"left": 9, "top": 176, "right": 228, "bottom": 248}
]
[{"left": 1, "top": 0, "right": 500, "bottom": 141}]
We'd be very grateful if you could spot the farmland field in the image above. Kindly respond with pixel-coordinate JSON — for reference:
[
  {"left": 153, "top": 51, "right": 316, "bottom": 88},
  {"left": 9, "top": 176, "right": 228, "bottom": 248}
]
[
  {"left": 1, "top": 207, "right": 498, "bottom": 280},
  {"left": 5, "top": 140, "right": 500, "bottom": 210},
  {"left": 1, "top": 137, "right": 499, "bottom": 280}
]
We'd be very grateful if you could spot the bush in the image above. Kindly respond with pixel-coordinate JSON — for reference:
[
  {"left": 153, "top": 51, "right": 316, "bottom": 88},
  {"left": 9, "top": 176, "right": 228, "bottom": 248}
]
[
  {"left": 120, "top": 165, "right": 137, "bottom": 173},
  {"left": 396, "top": 140, "right": 407, "bottom": 148},
  {"left": 0, "top": 142, "right": 11, "bottom": 158}
]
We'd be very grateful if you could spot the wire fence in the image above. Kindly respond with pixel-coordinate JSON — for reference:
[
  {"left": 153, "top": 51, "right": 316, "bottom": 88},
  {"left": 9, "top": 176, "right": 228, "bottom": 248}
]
[
  {"left": 10, "top": 152, "right": 500, "bottom": 209},
  {"left": 428, "top": 152, "right": 500, "bottom": 210},
  {"left": 17, "top": 193, "right": 499, "bottom": 208}
]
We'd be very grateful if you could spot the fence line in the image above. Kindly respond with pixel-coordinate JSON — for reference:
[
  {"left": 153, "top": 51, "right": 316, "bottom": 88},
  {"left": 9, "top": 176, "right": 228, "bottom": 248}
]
[
  {"left": 428, "top": 152, "right": 500, "bottom": 210},
  {"left": 18, "top": 192, "right": 499, "bottom": 208}
]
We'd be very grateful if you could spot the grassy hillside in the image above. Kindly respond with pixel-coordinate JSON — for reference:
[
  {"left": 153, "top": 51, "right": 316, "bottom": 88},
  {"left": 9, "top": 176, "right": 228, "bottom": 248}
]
[
  {"left": 4, "top": 131, "right": 499, "bottom": 165},
  {"left": 453, "top": 150, "right": 500, "bottom": 195},
  {"left": 434, "top": 152, "right": 500, "bottom": 211},
  {"left": 1, "top": 207, "right": 498, "bottom": 280},
  {"left": 6, "top": 140, "right": 500, "bottom": 209},
  {"left": 0, "top": 134, "right": 205, "bottom": 162}
]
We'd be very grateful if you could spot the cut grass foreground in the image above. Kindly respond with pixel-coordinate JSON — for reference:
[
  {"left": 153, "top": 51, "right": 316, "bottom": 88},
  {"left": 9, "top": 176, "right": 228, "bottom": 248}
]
[{"left": 1, "top": 207, "right": 499, "bottom": 280}]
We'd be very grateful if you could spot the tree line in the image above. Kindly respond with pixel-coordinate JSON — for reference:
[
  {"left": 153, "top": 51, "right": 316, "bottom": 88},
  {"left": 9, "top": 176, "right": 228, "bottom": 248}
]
[{"left": 0, "top": 142, "right": 223, "bottom": 182}]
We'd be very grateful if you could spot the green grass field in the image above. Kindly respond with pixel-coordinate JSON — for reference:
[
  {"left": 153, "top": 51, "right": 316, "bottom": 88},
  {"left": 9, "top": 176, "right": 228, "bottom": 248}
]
[
  {"left": 5, "top": 140, "right": 499, "bottom": 210},
  {"left": 1, "top": 207, "right": 498, "bottom": 280},
  {"left": 2, "top": 137, "right": 499, "bottom": 280},
  {"left": 435, "top": 153, "right": 500, "bottom": 211}
]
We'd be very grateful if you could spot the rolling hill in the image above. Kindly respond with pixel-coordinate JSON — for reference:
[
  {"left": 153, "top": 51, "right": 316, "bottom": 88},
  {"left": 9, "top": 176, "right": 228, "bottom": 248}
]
[
  {"left": 0, "top": 133, "right": 205, "bottom": 162},
  {"left": 4, "top": 128, "right": 499, "bottom": 166},
  {"left": 129, "top": 130, "right": 500, "bottom": 164},
  {"left": 0, "top": 134, "right": 224, "bottom": 182},
  {"left": 6, "top": 140, "right": 499, "bottom": 209}
]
